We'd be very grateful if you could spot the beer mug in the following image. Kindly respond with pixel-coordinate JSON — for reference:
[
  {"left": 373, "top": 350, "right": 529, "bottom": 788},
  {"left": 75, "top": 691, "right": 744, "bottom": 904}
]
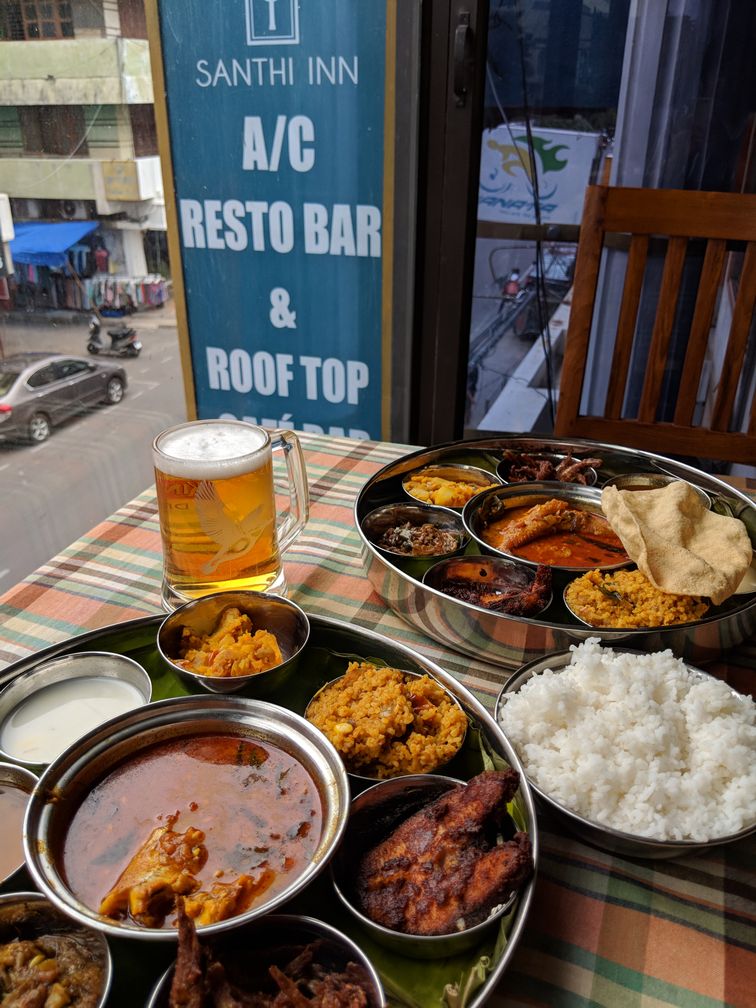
[{"left": 152, "top": 419, "right": 309, "bottom": 610}]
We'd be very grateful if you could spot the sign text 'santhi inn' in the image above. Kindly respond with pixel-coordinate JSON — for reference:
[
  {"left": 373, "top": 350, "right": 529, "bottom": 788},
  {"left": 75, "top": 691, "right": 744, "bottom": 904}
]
[{"left": 148, "top": 0, "right": 391, "bottom": 438}]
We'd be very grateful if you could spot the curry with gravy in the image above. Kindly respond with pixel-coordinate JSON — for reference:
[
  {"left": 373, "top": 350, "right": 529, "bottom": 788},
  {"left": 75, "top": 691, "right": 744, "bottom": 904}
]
[
  {"left": 61, "top": 734, "right": 322, "bottom": 929},
  {"left": 481, "top": 498, "right": 628, "bottom": 568}
]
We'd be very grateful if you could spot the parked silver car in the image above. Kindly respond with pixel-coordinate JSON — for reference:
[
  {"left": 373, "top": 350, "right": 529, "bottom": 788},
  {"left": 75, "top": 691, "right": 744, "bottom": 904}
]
[{"left": 0, "top": 352, "right": 127, "bottom": 444}]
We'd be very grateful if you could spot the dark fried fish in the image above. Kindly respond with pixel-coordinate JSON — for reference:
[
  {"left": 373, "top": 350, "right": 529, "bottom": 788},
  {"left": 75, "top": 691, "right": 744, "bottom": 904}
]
[{"left": 356, "top": 770, "right": 533, "bottom": 936}]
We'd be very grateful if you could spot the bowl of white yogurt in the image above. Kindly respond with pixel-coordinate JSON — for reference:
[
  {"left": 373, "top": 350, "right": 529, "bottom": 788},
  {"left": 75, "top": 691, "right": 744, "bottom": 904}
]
[{"left": 0, "top": 651, "right": 151, "bottom": 768}]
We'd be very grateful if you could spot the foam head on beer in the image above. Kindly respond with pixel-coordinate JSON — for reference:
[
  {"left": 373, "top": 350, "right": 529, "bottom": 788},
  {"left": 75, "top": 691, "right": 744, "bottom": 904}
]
[{"left": 154, "top": 421, "right": 269, "bottom": 479}]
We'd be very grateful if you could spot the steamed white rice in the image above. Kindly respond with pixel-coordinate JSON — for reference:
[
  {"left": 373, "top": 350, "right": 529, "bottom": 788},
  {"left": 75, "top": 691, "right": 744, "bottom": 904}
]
[{"left": 498, "top": 638, "right": 756, "bottom": 841}]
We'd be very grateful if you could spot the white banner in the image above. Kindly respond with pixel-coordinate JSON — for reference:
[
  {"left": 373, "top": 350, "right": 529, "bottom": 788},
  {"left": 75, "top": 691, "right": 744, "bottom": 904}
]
[{"left": 478, "top": 125, "right": 601, "bottom": 226}]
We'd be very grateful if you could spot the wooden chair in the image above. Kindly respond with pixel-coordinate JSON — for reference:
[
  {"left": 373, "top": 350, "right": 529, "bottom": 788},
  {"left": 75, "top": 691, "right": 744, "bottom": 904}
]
[{"left": 554, "top": 185, "right": 756, "bottom": 465}]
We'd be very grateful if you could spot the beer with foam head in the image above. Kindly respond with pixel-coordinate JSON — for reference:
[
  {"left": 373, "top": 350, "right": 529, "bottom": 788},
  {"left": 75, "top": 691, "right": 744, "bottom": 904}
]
[{"left": 153, "top": 420, "right": 308, "bottom": 609}]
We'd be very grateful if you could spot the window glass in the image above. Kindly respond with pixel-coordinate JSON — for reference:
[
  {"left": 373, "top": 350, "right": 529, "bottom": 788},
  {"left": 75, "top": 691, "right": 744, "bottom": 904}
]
[
  {"left": 27, "top": 364, "right": 58, "bottom": 388},
  {"left": 55, "top": 359, "right": 88, "bottom": 378},
  {"left": 20, "top": 105, "right": 87, "bottom": 157},
  {"left": 0, "top": 371, "right": 21, "bottom": 395},
  {"left": 465, "top": 0, "right": 629, "bottom": 436}
]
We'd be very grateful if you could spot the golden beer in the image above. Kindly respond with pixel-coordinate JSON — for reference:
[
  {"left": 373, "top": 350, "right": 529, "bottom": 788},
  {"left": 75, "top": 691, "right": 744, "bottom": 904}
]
[{"left": 153, "top": 421, "right": 308, "bottom": 609}]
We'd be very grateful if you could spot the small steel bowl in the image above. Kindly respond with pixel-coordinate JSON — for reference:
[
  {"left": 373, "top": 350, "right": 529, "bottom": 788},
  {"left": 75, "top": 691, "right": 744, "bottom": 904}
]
[
  {"left": 0, "top": 891, "right": 112, "bottom": 1007},
  {"left": 561, "top": 574, "right": 709, "bottom": 631},
  {"left": 0, "top": 763, "right": 38, "bottom": 885},
  {"left": 0, "top": 651, "right": 151, "bottom": 768},
  {"left": 157, "top": 590, "right": 310, "bottom": 695},
  {"left": 422, "top": 555, "right": 553, "bottom": 619},
  {"left": 602, "top": 471, "right": 711, "bottom": 507},
  {"left": 361, "top": 501, "right": 469, "bottom": 566},
  {"left": 495, "top": 650, "right": 756, "bottom": 859},
  {"left": 304, "top": 667, "right": 468, "bottom": 782},
  {"left": 402, "top": 463, "right": 500, "bottom": 510},
  {"left": 145, "top": 913, "right": 385, "bottom": 1008},
  {"left": 463, "top": 482, "right": 631, "bottom": 576},
  {"left": 331, "top": 774, "right": 525, "bottom": 959},
  {"left": 496, "top": 450, "right": 598, "bottom": 486},
  {"left": 24, "top": 694, "right": 350, "bottom": 941}
]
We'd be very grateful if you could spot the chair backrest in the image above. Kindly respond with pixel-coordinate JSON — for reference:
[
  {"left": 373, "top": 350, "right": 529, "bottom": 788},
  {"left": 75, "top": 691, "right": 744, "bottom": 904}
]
[{"left": 554, "top": 185, "right": 756, "bottom": 465}]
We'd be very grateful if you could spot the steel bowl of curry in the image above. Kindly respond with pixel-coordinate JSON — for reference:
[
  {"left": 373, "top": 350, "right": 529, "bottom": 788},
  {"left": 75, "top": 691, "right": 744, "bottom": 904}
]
[
  {"left": 0, "top": 891, "right": 112, "bottom": 1008},
  {"left": 157, "top": 591, "right": 310, "bottom": 695},
  {"left": 462, "top": 482, "right": 631, "bottom": 576},
  {"left": 23, "top": 695, "right": 350, "bottom": 941}
]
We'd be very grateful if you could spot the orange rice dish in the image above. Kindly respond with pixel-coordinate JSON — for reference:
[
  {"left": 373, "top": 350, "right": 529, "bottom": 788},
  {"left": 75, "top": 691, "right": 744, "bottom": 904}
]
[
  {"left": 306, "top": 662, "right": 468, "bottom": 778},
  {"left": 175, "top": 605, "right": 282, "bottom": 678}
]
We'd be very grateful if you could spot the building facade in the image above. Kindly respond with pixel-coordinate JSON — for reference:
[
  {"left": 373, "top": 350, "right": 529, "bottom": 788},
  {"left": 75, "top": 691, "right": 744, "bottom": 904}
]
[{"left": 0, "top": 0, "right": 165, "bottom": 298}]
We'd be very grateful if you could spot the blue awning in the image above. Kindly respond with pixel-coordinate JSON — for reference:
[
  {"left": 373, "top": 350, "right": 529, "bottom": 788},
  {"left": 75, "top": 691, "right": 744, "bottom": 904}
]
[{"left": 10, "top": 220, "right": 99, "bottom": 268}]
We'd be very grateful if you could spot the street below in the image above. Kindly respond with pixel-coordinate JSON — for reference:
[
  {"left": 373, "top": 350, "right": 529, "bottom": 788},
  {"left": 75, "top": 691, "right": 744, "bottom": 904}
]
[{"left": 0, "top": 308, "right": 187, "bottom": 590}]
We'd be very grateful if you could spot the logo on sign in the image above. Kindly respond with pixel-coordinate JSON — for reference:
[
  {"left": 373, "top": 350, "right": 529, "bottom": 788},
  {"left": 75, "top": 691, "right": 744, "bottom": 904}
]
[{"left": 245, "top": 0, "right": 300, "bottom": 46}]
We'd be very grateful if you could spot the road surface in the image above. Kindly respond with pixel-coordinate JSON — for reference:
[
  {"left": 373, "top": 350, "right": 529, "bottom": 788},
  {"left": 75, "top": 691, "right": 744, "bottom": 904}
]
[{"left": 0, "top": 309, "right": 187, "bottom": 591}]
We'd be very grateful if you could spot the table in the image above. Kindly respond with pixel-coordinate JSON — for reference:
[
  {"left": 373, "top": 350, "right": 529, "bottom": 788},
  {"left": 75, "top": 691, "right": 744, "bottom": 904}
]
[{"left": 1, "top": 432, "right": 754, "bottom": 1008}]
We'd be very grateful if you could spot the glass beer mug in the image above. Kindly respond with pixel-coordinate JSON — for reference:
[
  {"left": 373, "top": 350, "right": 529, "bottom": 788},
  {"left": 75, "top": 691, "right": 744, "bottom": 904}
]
[{"left": 152, "top": 419, "right": 309, "bottom": 610}]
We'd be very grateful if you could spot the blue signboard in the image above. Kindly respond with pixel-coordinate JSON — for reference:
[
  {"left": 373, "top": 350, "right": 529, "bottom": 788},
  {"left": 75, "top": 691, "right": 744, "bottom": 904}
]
[{"left": 155, "top": 0, "right": 388, "bottom": 439}]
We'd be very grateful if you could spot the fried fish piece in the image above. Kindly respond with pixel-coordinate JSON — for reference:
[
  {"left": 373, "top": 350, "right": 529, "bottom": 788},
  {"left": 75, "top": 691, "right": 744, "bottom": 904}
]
[{"left": 356, "top": 770, "right": 533, "bottom": 936}]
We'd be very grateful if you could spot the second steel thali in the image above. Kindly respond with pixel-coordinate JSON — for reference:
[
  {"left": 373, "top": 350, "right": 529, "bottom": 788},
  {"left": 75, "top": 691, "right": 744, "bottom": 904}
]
[{"left": 355, "top": 436, "right": 756, "bottom": 670}]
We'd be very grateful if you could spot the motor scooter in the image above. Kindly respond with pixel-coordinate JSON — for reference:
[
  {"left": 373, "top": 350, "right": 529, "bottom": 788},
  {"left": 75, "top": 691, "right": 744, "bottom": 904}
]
[{"left": 87, "top": 314, "right": 142, "bottom": 358}]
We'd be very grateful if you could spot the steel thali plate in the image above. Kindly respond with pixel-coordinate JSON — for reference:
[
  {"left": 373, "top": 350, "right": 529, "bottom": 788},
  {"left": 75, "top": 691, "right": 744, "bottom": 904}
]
[
  {"left": 355, "top": 436, "right": 756, "bottom": 669},
  {"left": 0, "top": 613, "right": 538, "bottom": 1008}
]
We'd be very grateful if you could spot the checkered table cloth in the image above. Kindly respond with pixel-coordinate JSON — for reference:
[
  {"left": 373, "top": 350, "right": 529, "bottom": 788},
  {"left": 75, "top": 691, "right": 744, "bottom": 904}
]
[{"left": 1, "top": 433, "right": 754, "bottom": 1007}]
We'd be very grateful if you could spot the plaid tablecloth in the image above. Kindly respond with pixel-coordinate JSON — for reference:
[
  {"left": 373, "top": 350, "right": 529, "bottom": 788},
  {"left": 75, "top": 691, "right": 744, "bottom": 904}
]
[{"left": 1, "top": 432, "right": 754, "bottom": 1007}]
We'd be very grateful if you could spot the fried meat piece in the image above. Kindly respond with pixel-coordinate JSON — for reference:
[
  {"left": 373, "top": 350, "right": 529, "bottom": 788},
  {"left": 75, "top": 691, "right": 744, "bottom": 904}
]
[
  {"left": 356, "top": 770, "right": 532, "bottom": 936},
  {"left": 480, "top": 563, "right": 552, "bottom": 614},
  {"left": 168, "top": 908, "right": 371, "bottom": 1008},
  {"left": 170, "top": 899, "right": 207, "bottom": 1008},
  {"left": 555, "top": 456, "right": 602, "bottom": 483},
  {"left": 439, "top": 563, "right": 551, "bottom": 615}
]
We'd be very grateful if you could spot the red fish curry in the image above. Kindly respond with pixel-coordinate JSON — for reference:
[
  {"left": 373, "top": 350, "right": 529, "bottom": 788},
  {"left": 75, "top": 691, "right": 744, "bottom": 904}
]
[
  {"left": 481, "top": 498, "right": 628, "bottom": 568},
  {"left": 61, "top": 734, "right": 322, "bottom": 929}
]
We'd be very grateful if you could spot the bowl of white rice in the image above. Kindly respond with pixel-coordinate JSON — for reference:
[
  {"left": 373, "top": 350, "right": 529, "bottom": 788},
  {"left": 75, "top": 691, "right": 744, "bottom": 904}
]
[{"left": 494, "top": 639, "right": 756, "bottom": 859}]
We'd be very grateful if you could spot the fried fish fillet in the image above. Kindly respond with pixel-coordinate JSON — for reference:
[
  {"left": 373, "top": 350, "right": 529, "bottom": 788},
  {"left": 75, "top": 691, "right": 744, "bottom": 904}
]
[{"left": 356, "top": 770, "right": 533, "bottom": 936}]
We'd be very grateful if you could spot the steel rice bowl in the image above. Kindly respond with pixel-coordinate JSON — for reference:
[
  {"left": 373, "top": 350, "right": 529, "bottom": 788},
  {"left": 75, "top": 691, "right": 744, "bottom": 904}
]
[
  {"left": 0, "top": 891, "right": 112, "bottom": 1008},
  {"left": 157, "top": 591, "right": 310, "bottom": 695},
  {"left": 463, "top": 482, "right": 632, "bottom": 577},
  {"left": 24, "top": 695, "right": 349, "bottom": 940},
  {"left": 304, "top": 667, "right": 469, "bottom": 782},
  {"left": 145, "top": 913, "right": 386, "bottom": 1008},
  {"left": 495, "top": 651, "right": 756, "bottom": 859},
  {"left": 331, "top": 775, "right": 526, "bottom": 958}
]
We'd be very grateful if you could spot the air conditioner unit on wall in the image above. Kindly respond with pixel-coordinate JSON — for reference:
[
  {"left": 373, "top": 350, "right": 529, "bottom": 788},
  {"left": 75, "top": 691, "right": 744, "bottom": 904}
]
[{"left": 58, "top": 199, "right": 90, "bottom": 220}]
